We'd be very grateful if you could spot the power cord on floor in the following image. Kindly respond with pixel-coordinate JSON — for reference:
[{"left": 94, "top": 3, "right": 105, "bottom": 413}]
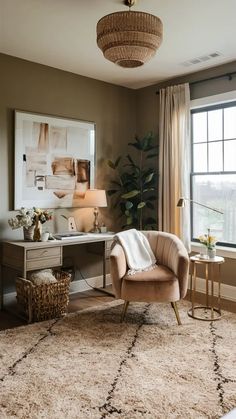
[{"left": 62, "top": 259, "right": 108, "bottom": 297}]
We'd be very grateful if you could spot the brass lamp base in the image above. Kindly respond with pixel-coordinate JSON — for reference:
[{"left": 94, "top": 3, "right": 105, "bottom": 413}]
[{"left": 89, "top": 207, "right": 101, "bottom": 234}]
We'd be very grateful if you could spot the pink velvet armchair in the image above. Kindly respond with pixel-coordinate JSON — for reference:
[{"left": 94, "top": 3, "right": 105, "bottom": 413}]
[{"left": 110, "top": 231, "right": 189, "bottom": 325}]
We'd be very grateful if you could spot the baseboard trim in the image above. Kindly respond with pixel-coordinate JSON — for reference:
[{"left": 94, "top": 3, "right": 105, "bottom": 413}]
[
  {"left": 4, "top": 275, "right": 112, "bottom": 303},
  {"left": 4, "top": 274, "right": 235, "bottom": 304},
  {"left": 188, "top": 276, "right": 236, "bottom": 303}
]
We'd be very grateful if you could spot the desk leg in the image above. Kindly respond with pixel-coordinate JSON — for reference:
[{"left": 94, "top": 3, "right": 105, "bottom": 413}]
[
  {"left": 206, "top": 264, "right": 209, "bottom": 308},
  {"left": 0, "top": 265, "right": 3, "bottom": 310},
  {"left": 192, "top": 263, "right": 196, "bottom": 317},
  {"left": 218, "top": 265, "right": 221, "bottom": 315},
  {"left": 103, "top": 241, "right": 106, "bottom": 289}
]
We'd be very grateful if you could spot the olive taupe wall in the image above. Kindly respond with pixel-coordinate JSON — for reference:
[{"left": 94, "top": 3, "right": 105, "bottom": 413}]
[
  {"left": 1, "top": 53, "right": 236, "bottom": 293},
  {"left": 135, "top": 61, "right": 236, "bottom": 289},
  {"left": 0, "top": 53, "right": 136, "bottom": 240},
  {"left": 0, "top": 53, "right": 137, "bottom": 293}
]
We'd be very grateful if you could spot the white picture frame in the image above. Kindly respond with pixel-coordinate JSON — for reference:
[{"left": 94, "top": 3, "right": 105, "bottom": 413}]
[{"left": 14, "top": 110, "right": 95, "bottom": 209}]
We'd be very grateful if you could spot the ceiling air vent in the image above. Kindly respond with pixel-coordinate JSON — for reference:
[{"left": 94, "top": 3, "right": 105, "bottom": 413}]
[{"left": 181, "top": 52, "right": 222, "bottom": 67}]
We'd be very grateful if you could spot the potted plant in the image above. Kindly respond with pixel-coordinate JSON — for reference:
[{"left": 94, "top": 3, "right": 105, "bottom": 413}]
[{"left": 107, "top": 132, "right": 158, "bottom": 230}]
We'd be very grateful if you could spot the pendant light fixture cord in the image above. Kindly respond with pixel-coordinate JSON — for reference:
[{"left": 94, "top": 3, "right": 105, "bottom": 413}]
[{"left": 124, "top": 0, "right": 136, "bottom": 10}]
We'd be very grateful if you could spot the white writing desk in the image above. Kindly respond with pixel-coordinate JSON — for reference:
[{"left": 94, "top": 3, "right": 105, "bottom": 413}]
[{"left": 0, "top": 233, "right": 115, "bottom": 310}]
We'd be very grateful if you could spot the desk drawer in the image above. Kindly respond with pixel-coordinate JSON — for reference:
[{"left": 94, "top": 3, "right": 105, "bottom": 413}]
[
  {"left": 26, "top": 256, "right": 62, "bottom": 271},
  {"left": 27, "top": 247, "right": 61, "bottom": 260}
]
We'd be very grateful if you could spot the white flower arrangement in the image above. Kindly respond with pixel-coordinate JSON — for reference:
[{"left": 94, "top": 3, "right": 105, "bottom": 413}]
[
  {"left": 198, "top": 230, "right": 218, "bottom": 250},
  {"left": 8, "top": 207, "right": 53, "bottom": 230},
  {"left": 8, "top": 208, "right": 35, "bottom": 230}
]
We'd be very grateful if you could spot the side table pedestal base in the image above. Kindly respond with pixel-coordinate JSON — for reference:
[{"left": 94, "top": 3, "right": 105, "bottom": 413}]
[{"left": 188, "top": 305, "right": 221, "bottom": 321}]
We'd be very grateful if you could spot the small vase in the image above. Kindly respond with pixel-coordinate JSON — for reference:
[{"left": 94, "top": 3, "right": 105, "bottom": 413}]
[
  {"left": 33, "top": 217, "right": 42, "bottom": 242},
  {"left": 207, "top": 247, "right": 216, "bottom": 259},
  {"left": 23, "top": 225, "right": 34, "bottom": 241}
]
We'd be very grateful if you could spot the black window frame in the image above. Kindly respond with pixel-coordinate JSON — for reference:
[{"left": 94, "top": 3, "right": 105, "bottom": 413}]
[{"left": 191, "top": 100, "right": 236, "bottom": 248}]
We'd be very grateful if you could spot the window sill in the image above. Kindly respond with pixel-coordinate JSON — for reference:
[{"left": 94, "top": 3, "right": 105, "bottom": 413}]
[{"left": 191, "top": 242, "right": 236, "bottom": 260}]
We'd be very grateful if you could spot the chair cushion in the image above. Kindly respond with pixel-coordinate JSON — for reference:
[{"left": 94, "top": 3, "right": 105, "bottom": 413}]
[
  {"left": 121, "top": 265, "right": 180, "bottom": 302},
  {"left": 123, "top": 265, "right": 177, "bottom": 283}
]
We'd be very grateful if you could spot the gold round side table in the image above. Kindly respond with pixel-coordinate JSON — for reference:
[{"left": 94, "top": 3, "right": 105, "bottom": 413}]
[{"left": 188, "top": 255, "right": 225, "bottom": 321}]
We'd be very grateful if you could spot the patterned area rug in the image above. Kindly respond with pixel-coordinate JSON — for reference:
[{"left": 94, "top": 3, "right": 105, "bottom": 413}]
[{"left": 0, "top": 300, "right": 236, "bottom": 419}]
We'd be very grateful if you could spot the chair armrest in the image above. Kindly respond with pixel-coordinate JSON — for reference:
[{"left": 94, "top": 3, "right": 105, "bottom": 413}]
[
  {"left": 164, "top": 244, "right": 189, "bottom": 299},
  {"left": 110, "top": 243, "right": 127, "bottom": 298},
  {"left": 153, "top": 232, "right": 189, "bottom": 299}
]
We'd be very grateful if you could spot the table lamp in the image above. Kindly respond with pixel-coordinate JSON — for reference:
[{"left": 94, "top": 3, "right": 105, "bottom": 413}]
[{"left": 83, "top": 189, "right": 107, "bottom": 233}]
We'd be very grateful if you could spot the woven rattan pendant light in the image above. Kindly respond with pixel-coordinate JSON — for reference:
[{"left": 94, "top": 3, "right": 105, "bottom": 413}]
[{"left": 96, "top": 0, "right": 163, "bottom": 68}]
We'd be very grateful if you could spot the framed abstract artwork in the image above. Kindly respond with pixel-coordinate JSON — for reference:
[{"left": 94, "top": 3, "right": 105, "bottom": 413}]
[{"left": 14, "top": 110, "right": 95, "bottom": 209}]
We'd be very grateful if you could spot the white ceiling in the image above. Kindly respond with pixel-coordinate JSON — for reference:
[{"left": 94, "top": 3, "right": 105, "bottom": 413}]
[{"left": 0, "top": 0, "right": 236, "bottom": 89}]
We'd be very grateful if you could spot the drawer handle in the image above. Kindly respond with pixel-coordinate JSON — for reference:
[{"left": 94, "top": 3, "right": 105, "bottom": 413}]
[{"left": 42, "top": 250, "right": 49, "bottom": 254}]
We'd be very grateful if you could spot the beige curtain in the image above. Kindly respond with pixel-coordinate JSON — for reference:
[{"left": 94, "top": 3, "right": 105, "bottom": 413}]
[{"left": 158, "top": 83, "right": 190, "bottom": 251}]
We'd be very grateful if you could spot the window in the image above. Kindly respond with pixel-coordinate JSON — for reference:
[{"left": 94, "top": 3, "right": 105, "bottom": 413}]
[{"left": 191, "top": 101, "right": 236, "bottom": 247}]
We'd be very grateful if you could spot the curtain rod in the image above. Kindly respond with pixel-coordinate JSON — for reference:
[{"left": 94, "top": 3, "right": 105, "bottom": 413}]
[{"left": 155, "top": 71, "right": 236, "bottom": 94}]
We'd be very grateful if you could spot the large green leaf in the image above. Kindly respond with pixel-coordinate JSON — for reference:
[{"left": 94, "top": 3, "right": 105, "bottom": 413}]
[
  {"left": 126, "top": 154, "right": 139, "bottom": 169},
  {"left": 121, "top": 190, "right": 140, "bottom": 199},
  {"left": 145, "top": 173, "right": 155, "bottom": 183},
  {"left": 107, "top": 160, "right": 116, "bottom": 169},
  {"left": 143, "top": 187, "right": 156, "bottom": 193},
  {"left": 115, "top": 156, "right": 122, "bottom": 167},
  {"left": 126, "top": 216, "right": 133, "bottom": 225},
  {"left": 125, "top": 201, "right": 133, "bottom": 209},
  {"left": 137, "top": 202, "right": 146, "bottom": 209}
]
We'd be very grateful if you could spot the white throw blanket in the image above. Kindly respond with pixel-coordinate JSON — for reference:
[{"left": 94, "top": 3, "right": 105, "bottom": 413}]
[{"left": 115, "top": 229, "right": 157, "bottom": 275}]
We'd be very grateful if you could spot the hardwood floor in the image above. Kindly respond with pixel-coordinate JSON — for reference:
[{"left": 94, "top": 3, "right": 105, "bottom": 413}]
[
  {"left": 0, "top": 288, "right": 115, "bottom": 331},
  {"left": 1, "top": 289, "right": 235, "bottom": 331}
]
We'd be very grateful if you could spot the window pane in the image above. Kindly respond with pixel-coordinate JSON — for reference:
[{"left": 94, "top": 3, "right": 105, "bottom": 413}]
[
  {"left": 192, "top": 112, "right": 207, "bottom": 143},
  {"left": 208, "top": 142, "right": 222, "bottom": 172},
  {"left": 208, "top": 109, "right": 222, "bottom": 141},
  {"left": 192, "top": 174, "right": 236, "bottom": 245},
  {"left": 224, "top": 106, "right": 236, "bottom": 139},
  {"left": 224, "top": 139, "right": 236, "bottom": 171},
  {"left": 193, "top": 143, "right": 207, "bottom": 172}
]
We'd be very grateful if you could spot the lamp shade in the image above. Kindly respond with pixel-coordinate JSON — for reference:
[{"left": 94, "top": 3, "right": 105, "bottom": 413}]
[
  {"left": 83, "top": 189, "right": 107, "bottom": 208},
  {"left": 96, "top": 8, "right": 163, "bottom": 68}
]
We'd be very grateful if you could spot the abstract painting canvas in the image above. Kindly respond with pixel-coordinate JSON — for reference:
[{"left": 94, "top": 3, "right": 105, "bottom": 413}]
[{"left": 14, "top": 111, "right": 95, "bottom": 209}]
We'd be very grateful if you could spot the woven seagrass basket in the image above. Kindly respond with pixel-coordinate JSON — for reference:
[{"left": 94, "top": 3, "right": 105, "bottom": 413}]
[{"left": 16, "top": 271, "right": 71, "bottom": 323}]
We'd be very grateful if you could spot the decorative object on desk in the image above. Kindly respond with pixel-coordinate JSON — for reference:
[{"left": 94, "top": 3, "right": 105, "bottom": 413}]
[
  {"left": 61, "top": 214, "right": 77, "bottom": 231},
  {"left": 41, "top": 232, "right": 50, "bottom": 242},
  {"left": 8, "top": 207, "right": 53, "bottom": 242},
  {"left": 107, "top": 133, "right": 157, "bottom": 230},
  {"left": 198, "top": 229, "right": 217, "bottom": 259},
  {"left": 14, "top": 110, "right": 95, "bottom": 209},
  {"left": 23, "top": 225, "right": 35, "bottom": 241},
  {"left": 97, "top": 0, "right": 163, "bottom": 68},
  {"left": 83, "top": 189, "right": 107, "bottom": 233},
  {"left": 100, "top": 224, "right": 107, "bottom": 233}
]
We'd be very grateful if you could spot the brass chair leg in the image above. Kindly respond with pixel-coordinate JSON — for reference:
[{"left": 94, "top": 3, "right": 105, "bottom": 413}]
[
  {"left": 171, "top": 302, "right": 182, "bottom": 325},
  {"left": 121, "top": 301, "right": 129, "bottom": 322}
]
